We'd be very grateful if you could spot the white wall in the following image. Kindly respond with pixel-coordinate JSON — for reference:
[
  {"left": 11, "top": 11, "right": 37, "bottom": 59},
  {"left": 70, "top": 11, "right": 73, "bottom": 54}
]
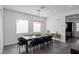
[
  {"left": 46, "top": 8, "right": 79, "bottom": 42},
  {"left": 3, "top": 9, "right": 46, "bottom": 46},
  {"left": 46, "top": 15, "right": 65, "bottom": 42},
  {"left": 0, "top": 9, "right": 3, "bottom": 53}
]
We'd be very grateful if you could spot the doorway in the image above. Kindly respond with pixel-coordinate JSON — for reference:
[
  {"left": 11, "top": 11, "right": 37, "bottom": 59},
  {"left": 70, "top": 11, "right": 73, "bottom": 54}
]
[{"left": 66, "top": 22, "right": 74, "bottom": 41}]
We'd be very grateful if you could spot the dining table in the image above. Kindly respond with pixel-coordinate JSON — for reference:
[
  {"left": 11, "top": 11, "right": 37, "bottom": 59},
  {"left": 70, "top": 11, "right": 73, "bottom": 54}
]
[{"left": 23, "top": 35, "right": 46, "bottom": 53}]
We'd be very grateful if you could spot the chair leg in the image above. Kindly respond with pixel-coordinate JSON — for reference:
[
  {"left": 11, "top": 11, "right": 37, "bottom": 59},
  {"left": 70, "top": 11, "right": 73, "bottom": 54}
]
[
  {"left": 33, "top": 46, "right": 35, "bottom": 52},
  {"left": 38, "top": 44, "right": 40, "bottom": 49},
  {"left": 50, "top": 40, "right": 51, "bottom": 44},
  {"left": 51, "top": 40, "right": 53, "bottom": 45},
  {"left": 19, "top": 46, "right": 20, "bottom": 54},
  {"left": 47, "top": 42, "right": 49, "bottom": 47},
  {"left": 17, "top": 44, "right": 18, "bottom": 50},
  {"left": 39, "top": 44, "right": 41, "bottom": 49},
  {"left": 50, "top": 39, "right": 53, "bottom": 44}
]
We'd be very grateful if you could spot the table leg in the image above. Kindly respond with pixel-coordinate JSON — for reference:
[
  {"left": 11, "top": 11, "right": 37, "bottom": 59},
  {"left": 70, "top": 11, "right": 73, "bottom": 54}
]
[{"left": 26, "top": 42, "right": 28, "bottom": 53}]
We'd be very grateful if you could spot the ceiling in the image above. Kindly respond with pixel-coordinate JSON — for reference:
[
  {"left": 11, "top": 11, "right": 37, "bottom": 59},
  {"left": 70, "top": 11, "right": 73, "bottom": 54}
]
[{"left": 3, "top": 5, "right": 79, "bottom": 17}]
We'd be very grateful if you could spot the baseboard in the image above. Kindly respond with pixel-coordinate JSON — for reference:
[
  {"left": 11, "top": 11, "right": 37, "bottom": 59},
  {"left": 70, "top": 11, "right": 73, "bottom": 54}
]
[
  {"left": 73, "top": 37, "right": 79, "bottom": 38},
  {"left": 3, "top": 43, "right": 17, "bottom": 47}
]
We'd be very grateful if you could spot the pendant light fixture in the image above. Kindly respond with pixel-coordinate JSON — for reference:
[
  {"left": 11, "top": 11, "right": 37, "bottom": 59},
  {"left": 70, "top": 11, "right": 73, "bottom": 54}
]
[{"left": 33, "top": 6, "right": 45, "bottom": 22}]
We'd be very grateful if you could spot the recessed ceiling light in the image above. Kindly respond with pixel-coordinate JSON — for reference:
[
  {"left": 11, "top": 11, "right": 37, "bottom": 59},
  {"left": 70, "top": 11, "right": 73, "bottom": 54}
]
[
  {"left": 54, "top": 10, "right": 56, "bottom": 12},
  {"left": 68, "top": 5, "right": 73, "bottom": 8},
  {"left": 40, "top": 6, "right": 45, "bottom": 9}
]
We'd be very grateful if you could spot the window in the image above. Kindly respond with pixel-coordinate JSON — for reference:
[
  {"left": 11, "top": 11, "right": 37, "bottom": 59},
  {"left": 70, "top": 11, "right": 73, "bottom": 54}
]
[
  {"left": 76, "top": 23, "right": 79, "bottom": 31},
  {"left": 33, "top": 21, "right": 41, "bottom": 32},
  {"left": 16, "top": 20, "right": 28, "bottom": 33}
]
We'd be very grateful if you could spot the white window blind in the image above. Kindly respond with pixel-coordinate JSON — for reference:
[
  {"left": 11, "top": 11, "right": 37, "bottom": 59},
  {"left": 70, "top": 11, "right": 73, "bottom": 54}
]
[
  {"left": 33, "top": 21, "right": 41, "bottom": 32},
  {"left": 16, "top": 20, "right": 28, "bottom": 33}
]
